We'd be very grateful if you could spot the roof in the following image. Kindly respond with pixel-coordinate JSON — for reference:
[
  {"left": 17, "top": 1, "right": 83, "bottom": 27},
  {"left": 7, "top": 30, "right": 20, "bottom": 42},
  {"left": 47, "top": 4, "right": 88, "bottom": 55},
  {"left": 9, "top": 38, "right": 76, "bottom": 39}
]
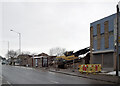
[
  {"left": 38, "top": 53, "right": 49, "bottom": 56},
  {"left": 17, "top": 54, "right": 32, "bottom": 58},
  {"left": 90, "top": 13, "right": 116, "bottom": 25}
]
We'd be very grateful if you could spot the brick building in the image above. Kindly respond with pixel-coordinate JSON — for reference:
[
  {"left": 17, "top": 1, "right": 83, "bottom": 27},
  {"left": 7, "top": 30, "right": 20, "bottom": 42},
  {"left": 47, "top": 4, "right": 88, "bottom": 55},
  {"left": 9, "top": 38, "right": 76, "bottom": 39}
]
[
  {"left": 17, "top": 53, "right": 56, "bottom": 68},
  {"left": 33, "top": 53, "right": 56, "bottom": 68},
  {"left": 90, "top": 13, "right": 120, "bottom": 71},
  {"left": 17, "top": 54, "right": 32, "bottom": 66}
]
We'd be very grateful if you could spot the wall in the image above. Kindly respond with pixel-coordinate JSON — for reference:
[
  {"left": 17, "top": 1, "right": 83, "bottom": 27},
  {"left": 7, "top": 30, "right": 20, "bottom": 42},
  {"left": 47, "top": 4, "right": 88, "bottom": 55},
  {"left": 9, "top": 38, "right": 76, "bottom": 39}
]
[
  {"left": 90, "top": 13, "right": 116, "bottom": 70},
  {"left": 90, "top": 14, "right": 116, "bottom": 52},
  {"left": 92, "top": 52, "right": 114, "bottom": 70},
  {"left": 33, "top": 58, "right": 42, "bottom": 68}
]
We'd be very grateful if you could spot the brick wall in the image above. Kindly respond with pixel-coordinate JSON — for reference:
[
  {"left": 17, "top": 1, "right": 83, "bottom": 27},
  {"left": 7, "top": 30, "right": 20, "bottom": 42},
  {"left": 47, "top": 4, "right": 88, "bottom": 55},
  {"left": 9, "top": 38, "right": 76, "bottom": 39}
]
[
  {"left": 28, "top": 58, "right": 33, "bottom": 67},
  {"left": 33, "top": 58, "right": 42, "bottom": 68}
]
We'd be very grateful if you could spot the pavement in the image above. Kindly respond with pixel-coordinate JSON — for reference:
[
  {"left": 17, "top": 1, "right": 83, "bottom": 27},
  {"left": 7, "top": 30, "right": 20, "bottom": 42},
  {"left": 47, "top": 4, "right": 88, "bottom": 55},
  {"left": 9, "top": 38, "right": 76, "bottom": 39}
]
[
  {"left": 2, "top": 65, "right": 116, "bottom": 84},
  {"left": 48, "top": 67, "right": 120, "bottom": 84},
  {"left": 0, "top": 76, "right": 2, "bottom": 86},
  {"left": 0, "top": 65, "right": 11, "bottom": 86}
]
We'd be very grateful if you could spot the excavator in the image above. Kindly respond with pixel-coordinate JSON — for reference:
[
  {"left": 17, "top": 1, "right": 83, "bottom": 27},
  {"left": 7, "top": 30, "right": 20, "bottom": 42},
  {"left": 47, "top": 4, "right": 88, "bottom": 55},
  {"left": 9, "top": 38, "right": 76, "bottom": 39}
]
[{"left": 56, "top": 47, "right": 90, "bottom": 68}]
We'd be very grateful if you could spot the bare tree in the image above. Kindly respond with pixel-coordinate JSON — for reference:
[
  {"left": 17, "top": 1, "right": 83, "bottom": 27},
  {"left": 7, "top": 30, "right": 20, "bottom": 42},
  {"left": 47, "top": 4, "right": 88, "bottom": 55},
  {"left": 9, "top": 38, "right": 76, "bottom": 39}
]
[
  {"left": 49, "top": 47, "right": 66, "bottom": 56},
  {"left": 6, "top": 50, "right": 18, "bottom": 58}
]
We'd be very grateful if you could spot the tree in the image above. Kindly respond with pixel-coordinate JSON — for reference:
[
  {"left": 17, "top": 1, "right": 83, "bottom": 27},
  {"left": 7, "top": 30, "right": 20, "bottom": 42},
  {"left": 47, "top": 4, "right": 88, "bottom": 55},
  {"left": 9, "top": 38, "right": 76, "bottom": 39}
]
[
  {"left": 49, "top": 47, "right": 66, "bottom": 56},
  {"left": 6, "top": 50, "right": 18, "bottom": 58}
]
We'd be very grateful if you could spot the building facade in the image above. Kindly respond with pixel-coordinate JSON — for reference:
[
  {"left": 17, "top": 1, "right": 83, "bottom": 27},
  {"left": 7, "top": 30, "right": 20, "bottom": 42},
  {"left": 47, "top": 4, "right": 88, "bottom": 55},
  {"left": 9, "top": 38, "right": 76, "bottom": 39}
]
[
  {"left": 17, "top": 54, "right": 32, "bottom": 66},
  {"left": 90, "top": 13, "right": 120, "bottom": 71}
]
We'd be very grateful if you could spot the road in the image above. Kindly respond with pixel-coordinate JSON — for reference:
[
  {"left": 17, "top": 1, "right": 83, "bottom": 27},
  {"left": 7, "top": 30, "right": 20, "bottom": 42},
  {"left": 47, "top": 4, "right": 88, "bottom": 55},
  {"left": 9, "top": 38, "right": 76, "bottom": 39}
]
[{"left": 1, "top": 65, "right": 114, "bottom": 84}]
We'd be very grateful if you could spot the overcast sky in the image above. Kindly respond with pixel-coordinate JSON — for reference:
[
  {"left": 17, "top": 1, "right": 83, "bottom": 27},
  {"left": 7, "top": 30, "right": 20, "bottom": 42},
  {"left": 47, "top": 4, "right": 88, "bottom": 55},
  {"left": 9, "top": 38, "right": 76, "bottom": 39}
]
[{"left": 0, "top": 0, "right": 119, "bottom": 57}]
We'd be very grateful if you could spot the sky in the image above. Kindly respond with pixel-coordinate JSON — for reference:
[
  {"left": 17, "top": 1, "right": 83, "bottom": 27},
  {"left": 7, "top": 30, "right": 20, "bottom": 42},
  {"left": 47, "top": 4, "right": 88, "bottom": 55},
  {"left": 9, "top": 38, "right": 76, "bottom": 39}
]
[{"left": 0, "top": 0, "right": 120, "bottom": 57}]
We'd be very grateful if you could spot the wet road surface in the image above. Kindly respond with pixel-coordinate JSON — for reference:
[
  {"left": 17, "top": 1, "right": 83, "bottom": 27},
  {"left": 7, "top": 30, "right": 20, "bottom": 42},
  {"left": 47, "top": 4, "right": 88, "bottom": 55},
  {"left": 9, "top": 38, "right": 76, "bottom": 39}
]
[{"left": 1, "top": 65, "right": 114, "bottom": 84}]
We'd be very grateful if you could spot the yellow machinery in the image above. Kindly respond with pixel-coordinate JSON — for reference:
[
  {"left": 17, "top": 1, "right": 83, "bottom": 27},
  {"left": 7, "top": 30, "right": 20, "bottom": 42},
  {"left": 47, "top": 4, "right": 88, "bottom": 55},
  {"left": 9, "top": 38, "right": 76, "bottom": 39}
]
[
  {"left": 56, "top": 55, "right": 78, "bottom": 61},
  {"left": 56, "top": 47, "right": 90, "bottom": 68}
]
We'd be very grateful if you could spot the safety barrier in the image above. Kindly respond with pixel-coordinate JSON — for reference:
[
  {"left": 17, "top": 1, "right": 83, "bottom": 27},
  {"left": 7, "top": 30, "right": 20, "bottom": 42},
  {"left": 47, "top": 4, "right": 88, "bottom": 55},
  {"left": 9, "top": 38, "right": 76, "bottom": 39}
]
[{"left": 78, "top": 64, "right": 101, "bottom": 74}]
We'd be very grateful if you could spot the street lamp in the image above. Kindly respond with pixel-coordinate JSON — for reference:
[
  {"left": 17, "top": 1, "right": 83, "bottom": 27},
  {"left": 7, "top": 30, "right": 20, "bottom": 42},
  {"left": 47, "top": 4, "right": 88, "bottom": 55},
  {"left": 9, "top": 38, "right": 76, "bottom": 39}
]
[
  {"left": 116, "top": 4, "right": 120, "bottom": 76},
  {"left": 10, "top": 29, "right": 21, "bottom": 55}
]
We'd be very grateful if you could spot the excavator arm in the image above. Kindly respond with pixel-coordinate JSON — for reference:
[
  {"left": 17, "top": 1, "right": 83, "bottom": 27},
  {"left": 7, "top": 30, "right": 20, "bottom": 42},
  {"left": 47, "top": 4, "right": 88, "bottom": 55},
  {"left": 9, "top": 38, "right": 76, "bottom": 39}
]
[{"left": 56, "top": 47, "right": 90, "bottom": 68}]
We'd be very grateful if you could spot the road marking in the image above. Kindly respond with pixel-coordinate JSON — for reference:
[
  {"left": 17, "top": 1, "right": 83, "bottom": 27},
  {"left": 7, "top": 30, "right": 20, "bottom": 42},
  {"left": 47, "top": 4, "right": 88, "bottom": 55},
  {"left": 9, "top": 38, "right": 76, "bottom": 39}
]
[
  {"left": 48, "top": 72, "right": 55, "bottom": 75},
  {"left": 14, "top": 66, "right": 33, "bottom": 70},
  {"left": 7, "top": 81, "right": 11, "bottom": 84},
  {"left": 26, "top": 67, "right": 32, "bottom": 69},
  {"left": 50, "top": 80, "right": 59, "bottom": 84},
  {"left": 7, "top": 81, "right": 12, "bottom": 86}
]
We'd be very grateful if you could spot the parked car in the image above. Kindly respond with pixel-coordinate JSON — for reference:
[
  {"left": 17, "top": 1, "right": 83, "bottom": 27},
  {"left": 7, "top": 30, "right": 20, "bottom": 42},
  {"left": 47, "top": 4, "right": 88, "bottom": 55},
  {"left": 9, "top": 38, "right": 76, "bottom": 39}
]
[{"left": 2, "top": 60, "right": 6, "bottom": 65}]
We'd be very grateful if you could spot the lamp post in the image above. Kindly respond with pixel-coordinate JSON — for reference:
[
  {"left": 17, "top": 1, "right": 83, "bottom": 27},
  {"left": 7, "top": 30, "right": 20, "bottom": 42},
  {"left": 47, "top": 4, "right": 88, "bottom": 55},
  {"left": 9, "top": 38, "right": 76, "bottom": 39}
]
[
  {"left": 10, "top": 30, "right": 21, "bottom": 55},
  {"left": 116, "top": 4, "right": 119, "bottom": 76}
]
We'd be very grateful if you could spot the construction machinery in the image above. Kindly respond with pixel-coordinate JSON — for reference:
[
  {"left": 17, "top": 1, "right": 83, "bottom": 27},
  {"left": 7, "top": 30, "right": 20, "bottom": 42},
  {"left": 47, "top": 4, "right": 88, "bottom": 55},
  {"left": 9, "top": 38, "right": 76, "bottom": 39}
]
[{"left": 56, "top": 47, "right": 90, "bottom": 68}]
